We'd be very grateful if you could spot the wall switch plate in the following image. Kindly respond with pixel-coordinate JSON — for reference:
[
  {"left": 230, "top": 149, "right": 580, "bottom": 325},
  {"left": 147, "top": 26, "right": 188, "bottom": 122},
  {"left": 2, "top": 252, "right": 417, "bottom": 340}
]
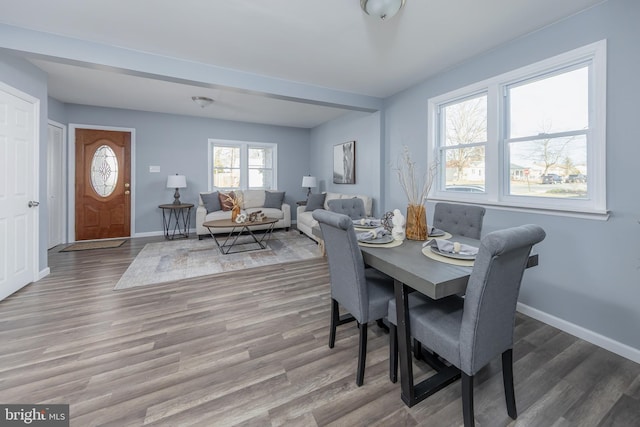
[{"left": 149, "top": 165, "right": 161, "bottom": 173}]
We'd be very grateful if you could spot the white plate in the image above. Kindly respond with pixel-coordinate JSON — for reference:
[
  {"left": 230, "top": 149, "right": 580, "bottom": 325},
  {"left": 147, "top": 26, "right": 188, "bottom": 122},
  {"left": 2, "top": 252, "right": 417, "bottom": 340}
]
[
  {"left": 360, "top": 235, "right": 394, "bottom": 244},
  {"left": 354, "top": 223, "right": 378, "bottom": 230},
  {"left": 430, "top": 246, "right": 476, "bottom": 260}
]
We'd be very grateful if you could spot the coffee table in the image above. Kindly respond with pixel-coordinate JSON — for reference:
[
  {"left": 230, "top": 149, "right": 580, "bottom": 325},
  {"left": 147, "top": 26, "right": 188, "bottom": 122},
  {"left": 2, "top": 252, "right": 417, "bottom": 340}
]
[{"left": 203, "top": 217, "right": 278, "bottom": 254}]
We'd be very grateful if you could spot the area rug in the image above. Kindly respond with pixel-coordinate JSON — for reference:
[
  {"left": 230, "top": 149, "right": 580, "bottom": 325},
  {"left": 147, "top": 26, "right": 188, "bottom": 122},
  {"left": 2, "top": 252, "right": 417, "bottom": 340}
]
[
  {"left": 61, "top": 239, "right": 126, "bottom": 252},
  {"left": 114, "top": 230, "right": 321, "bottom": 290}
]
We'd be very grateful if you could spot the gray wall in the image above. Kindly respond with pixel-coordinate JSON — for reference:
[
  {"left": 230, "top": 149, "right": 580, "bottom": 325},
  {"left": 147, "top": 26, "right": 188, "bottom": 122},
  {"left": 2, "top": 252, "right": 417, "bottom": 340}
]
[
  {"left": 0, "top": 52, "right": 49, "bottom": 274},
  {"left": 64, "top": 105, "right": 311, "bottom": 233},
  {"left": 315, "top": 0, "right": 640, "bottom": 354},
  {"left": 309, "top": 111, "right": 383, "bottom": 216}
]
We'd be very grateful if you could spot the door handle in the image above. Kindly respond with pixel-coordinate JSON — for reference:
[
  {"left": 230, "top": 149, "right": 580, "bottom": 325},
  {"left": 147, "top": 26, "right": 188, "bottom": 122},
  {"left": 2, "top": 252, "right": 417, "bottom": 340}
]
[{"left": 28, "top": 201, "right": 40, "bottom": 208}]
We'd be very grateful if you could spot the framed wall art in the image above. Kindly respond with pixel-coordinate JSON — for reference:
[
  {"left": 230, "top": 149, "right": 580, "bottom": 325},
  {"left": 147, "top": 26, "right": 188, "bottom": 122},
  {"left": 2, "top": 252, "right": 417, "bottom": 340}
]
[{"left": 333, "top": 141, "right": 355, "bottom": 184}]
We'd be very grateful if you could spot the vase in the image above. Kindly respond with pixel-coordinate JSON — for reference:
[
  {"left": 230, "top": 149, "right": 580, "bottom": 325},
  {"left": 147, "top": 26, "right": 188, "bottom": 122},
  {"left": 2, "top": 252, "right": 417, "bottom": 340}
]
[
  {"left": 231, "top": 205, "right": 241, "bottom": 222},
  {"left": 405, "top": 204, "right": 427, "bottom": 240}
]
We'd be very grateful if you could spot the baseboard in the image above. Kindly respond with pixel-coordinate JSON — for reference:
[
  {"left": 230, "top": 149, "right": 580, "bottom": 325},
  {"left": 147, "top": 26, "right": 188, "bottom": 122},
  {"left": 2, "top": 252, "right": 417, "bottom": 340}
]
[
  {"left": 38, "top": 267, "right": 50, "bottom": 281},
  {"left": 517, "top": 302, "right": 640, "bottom": 364},
  {"left": 134, "top": 230, "right": 166, "bottom": 238}
]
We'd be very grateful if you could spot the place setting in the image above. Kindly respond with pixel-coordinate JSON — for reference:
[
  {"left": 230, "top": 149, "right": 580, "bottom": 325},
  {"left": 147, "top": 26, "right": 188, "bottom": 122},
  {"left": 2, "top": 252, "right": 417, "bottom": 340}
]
[
  {"left": 421, "top": 238, "right": 478, "bottom": 267},
  {"left": 354, "top": 219, "right": 402, "bottom": 248}
]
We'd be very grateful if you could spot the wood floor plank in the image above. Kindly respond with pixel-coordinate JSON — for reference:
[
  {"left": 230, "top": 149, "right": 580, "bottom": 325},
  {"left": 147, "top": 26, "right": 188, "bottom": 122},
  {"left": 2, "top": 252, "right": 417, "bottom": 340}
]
[{"left": 0, "top": 235, "right": 637, "bottom": 426}]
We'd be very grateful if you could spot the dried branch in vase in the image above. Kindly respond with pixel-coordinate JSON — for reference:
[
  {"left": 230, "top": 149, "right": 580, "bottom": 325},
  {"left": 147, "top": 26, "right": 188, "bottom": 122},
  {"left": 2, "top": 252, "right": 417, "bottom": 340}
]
[{"left": 395, "top": 145, "right": 438, "bottom": 206}]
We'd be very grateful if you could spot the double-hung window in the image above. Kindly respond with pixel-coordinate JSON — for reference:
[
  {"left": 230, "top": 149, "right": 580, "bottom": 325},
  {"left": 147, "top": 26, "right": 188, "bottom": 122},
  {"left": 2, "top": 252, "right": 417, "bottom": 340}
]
[
  {"left": 428, "top": 40, "right": 607, "bottom": 216},
  {"left": 209, "top": 140, "right": 277, "bottom": 190}
]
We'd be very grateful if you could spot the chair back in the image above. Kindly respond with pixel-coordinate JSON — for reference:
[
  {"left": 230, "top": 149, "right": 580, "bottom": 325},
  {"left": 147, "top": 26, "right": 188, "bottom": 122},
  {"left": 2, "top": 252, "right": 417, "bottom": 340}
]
[
  {"left": 433, "top": 202, "right": 486, "bottom": 239},
  {"left": 327, "top": 198, "right": 367, "bottom": 219},
  {"left": 459, "top": 224, "right": 546, "bottom": 375},
  {"left": 312, "top": 210, "right": 369, "bottom": 323}
]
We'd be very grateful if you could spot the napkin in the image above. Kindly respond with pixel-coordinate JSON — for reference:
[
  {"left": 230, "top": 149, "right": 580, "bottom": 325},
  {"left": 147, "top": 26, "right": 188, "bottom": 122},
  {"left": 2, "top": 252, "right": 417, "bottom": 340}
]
[
  {"left": 354, "top": 218, "right": 382, "bottom": 227},
  {"left": 356, "top": 227, "right": 387, "bottom": 241},
  {"left": 424, "top": 239, "right": 479, "bottom": 256},
  {"left": 428, "top": 227, "right": 445, "bottom": 236}
]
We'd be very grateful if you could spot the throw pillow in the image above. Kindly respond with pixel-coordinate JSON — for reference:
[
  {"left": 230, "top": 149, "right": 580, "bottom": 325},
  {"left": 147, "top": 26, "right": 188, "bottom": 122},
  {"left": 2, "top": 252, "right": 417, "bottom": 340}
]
[
  {"left": 218, "top": 191, "right": 236, "bottom": 211},
  {"left": 264, "top": 191, "right": 285, "bottom": 209},
  {"left": 305, "top": 193, "right": 326, "bottom": 211},
  {"left": 201, "top": 191, "right": 221, "bottom": 213}
]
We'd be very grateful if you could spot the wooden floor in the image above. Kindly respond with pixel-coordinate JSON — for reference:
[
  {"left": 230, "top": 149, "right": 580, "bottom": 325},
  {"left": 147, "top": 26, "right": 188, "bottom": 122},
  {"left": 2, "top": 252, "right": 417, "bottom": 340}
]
[{"left": 1, "top": 236, "right": 639, "bottom": 427}]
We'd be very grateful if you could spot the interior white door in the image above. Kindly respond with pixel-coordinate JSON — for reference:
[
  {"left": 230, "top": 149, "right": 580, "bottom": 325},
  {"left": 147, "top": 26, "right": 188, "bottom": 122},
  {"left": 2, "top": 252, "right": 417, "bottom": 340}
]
[
  {"left": 0, "top": 84, "right": 38, "bottom": 301},
  {"left": 47, "top": 122, "right": 64, "bottom": 248}
]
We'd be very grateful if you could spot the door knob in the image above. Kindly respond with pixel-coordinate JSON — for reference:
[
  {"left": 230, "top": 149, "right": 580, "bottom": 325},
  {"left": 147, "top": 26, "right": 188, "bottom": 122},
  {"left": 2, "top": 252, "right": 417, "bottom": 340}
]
[
  {"left": 125, "top": 191, "right": 130, "bottom": 195},
  {"left": 28, "top": 201, "right": 40, "bottom": 207}
]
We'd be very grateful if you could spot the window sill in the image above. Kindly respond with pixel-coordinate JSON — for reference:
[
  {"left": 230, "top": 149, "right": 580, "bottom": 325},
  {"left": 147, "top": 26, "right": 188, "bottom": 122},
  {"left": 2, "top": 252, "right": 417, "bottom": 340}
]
[{"left": 428, "top": 196, "right": 610, "bottom": 221}]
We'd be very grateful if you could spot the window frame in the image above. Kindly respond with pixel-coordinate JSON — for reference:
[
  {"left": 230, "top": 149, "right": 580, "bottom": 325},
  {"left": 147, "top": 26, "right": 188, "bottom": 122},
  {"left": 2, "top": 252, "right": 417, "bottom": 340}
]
[
  {"left": 208, "top": 139, "right": 278, "bottom": 191},
  {"left": 427, "top": 40, "right": 607, "bottom": 218}
]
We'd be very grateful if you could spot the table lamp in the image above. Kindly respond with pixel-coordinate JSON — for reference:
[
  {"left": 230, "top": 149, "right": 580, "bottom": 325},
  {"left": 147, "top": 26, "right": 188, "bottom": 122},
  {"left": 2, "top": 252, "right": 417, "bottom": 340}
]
[
  {"left": 167, "top": 174, "right": 187, "bottom": 204},
  {"left": 302, "top": 175, "right": 317, "bottom": 197}
]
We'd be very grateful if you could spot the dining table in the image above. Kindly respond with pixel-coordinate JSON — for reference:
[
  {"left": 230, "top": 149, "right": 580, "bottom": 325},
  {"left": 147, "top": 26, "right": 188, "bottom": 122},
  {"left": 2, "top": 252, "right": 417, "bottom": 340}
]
[{"left": 359, "top": 235, "right": 539, "bottom": 407}]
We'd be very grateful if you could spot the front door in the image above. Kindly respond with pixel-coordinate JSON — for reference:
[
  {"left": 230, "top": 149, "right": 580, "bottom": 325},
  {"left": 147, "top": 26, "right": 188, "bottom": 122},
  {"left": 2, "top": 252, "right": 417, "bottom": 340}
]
[{"left": 75, "top": 129, "right": 131, "bottom": 240}]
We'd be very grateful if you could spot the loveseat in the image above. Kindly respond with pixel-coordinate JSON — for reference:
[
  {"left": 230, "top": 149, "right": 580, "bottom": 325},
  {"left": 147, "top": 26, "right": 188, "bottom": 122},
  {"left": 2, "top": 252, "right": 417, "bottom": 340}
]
[
  {"left": 196, "top": 189, "right": 291, "bottom": 239},
  {"left": 296, "top": 192, "right": 372, "bottom": 242}
]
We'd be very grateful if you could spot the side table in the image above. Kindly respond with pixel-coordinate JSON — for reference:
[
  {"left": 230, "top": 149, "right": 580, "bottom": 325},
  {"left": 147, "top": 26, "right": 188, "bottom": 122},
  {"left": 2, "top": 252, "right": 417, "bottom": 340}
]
[{"left": 159, "top": 203, "right": 194, "bottom": 239}]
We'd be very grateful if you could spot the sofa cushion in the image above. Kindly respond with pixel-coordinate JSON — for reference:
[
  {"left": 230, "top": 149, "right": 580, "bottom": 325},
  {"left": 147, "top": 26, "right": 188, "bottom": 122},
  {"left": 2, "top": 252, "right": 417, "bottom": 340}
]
[
  {"left": 205, "top": 210, "right": 232, "bottom": 222},
  {"left": 201, "top": 191, "right": 221, "bottom": 213},
  {"left": 243, "top": 190, "right": 265, "bottom": 209},
  {"left": 305, "top": 193, "right": 326, "bottom": 211},
  {"left": 264, "top": 191, "right": 285, "bottom": 209},
  {"left": 218, "top": 191, "right": 236, "bottom": 211}
]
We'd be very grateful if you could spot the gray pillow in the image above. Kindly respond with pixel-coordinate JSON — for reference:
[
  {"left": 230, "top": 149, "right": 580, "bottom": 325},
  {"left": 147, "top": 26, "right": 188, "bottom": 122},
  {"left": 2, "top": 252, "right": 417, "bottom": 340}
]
[
  {"left": 201, "top": 191, "right": 221, "bottom": 213},
  {"left": 305, "top": 193, "right": 326, "bottom": 211},
  {"left": 264, "top": 191, "right": 285, "bottom": 209}
]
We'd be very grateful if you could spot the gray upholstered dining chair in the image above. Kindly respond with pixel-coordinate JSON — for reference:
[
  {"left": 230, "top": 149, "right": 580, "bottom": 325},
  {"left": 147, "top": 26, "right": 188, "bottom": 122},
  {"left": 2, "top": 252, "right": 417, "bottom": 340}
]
[
  {"left": 327, "top": 197, "right": 367, "bottom": 219},
  {"left": 312, "top": 209, "right": 395, "bottom": 386},
  {"left": 433, "top": 202, "right": 486, "bottom": 239},
  {"left": 388, "top": 224, "right": 546, "bottom": 426}
]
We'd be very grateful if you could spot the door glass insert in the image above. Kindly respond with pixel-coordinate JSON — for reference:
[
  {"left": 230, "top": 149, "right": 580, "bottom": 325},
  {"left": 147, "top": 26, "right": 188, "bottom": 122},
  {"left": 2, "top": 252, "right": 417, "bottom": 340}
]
[{"left": 91, "top": 145, "right": 119, "bottom": 197}]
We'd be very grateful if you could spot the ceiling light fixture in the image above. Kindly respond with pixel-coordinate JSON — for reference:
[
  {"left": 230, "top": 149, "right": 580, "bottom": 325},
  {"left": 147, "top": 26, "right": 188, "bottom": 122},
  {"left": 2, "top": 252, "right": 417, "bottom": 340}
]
[
  {"left": 360, "top": 0, "right": 405, "bottom": 20},
  {"left": 192, "top": 96, "right": 214, "bottom": 108}
]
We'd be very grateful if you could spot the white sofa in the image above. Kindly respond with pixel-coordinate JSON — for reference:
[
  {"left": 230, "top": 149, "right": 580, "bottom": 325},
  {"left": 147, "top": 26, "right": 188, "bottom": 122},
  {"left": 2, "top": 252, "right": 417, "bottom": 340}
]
[
  {"left": 196, "top": 190, "right": 291, "bottom": 239},
  {"left": 297, "top": 192, "right": 373, "bottom": 242}
]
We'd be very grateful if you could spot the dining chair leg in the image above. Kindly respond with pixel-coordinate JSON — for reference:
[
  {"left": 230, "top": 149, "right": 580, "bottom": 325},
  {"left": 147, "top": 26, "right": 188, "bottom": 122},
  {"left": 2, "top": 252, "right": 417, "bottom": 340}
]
[
  {"left": 502, "top": 349, "right": 517, "bottom": 419},
  {"left": 356, "top": 322, "right": 368, "bottom": 386},
  {"left": 329, "top": 298, "right": 339, "bottom": 349},
  {"left": 389, "top": 324, "right": 398, "bottom": 383},
  {"left": 462, "top": 373, "right": 475, "bottom": 427}
]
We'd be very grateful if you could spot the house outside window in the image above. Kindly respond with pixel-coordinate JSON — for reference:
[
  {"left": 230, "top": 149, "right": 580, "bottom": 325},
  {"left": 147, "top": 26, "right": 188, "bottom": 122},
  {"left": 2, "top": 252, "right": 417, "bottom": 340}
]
[
  {"left": 428, "top": 40, "right": 607, "bottom": 217},
  {"left": 209, "top": 140, "right": 277, "bottom": 190}
]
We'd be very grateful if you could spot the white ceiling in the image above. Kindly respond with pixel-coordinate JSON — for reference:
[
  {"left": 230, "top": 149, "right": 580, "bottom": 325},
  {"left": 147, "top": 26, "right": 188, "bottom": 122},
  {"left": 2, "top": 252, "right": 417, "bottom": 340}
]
[{"left": 1, "top": 0, "right": 604, "bottom": 128}]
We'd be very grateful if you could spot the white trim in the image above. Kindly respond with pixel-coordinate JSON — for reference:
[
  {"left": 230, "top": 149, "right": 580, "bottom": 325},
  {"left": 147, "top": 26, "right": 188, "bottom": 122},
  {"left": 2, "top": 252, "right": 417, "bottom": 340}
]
[
  {"left": 517, "top": 302, "right": 640, "bottom": 364},
  {"left": 428, "top": 40, "right": 607, "bottom": 215},
  {"left": 208, "top": 139, "right": 278, "bottom": 191},
  {"left": 38, "top": 267, "right": 50, "bottom": 281},
  {"left": 68, "top": 124, "right": 136, "bottom": 242}
]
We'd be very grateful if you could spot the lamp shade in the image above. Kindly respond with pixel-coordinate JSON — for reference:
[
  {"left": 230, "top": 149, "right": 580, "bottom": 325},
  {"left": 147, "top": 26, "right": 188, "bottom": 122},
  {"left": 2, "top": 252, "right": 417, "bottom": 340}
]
[
  {"left": 301, "top": 176, "right": 317, "bottom": 188},
  {"left": 167, "top": 174, "right": 187, "bottom": 189},
  {"left": 361, "top": 0, "right": 405, "bottom": 20}
]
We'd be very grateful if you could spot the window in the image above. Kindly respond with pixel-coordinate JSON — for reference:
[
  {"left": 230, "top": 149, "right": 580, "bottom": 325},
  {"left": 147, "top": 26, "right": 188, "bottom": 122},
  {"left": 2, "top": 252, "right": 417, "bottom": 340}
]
[
  {"left": 428, "top": 40, "right": 606, "bottom": 216},
  {"left": 209, "top": 140, "right": 277, "bottom": 190}
]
